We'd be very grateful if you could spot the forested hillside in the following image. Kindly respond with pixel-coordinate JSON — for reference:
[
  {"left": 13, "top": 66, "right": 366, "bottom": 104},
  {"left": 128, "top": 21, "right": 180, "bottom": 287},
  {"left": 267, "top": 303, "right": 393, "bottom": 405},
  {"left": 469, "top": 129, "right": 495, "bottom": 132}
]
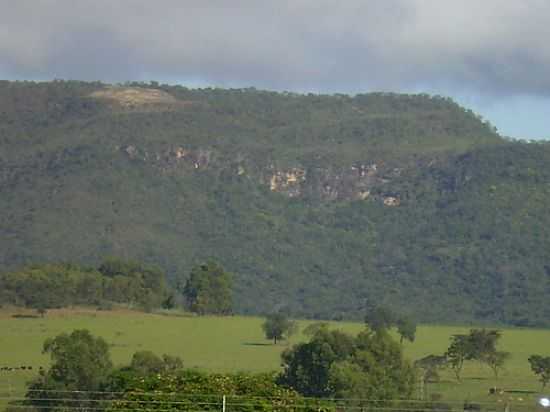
[{"left": 1, "top": 80, "right": 549, "bottom": 325}]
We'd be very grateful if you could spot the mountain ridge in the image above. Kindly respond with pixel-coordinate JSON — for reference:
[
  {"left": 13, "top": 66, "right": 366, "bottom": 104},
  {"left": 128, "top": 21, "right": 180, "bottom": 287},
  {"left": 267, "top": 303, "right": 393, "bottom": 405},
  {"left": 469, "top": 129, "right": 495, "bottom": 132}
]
[{"left": 1, "top": 80, "right": 548, "bottom": 326}]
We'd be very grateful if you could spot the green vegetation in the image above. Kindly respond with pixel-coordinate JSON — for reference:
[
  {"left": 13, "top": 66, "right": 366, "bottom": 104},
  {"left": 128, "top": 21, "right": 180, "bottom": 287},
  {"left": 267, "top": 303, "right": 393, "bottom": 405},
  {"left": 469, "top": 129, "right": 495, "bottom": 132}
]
[
  {"left": 182, "top": 262, "right": 233, "bottom": 315},
  {"left": 444, "top": 329, "right": 510, "bottom": 383},
  {"left": 0, "top": 309, "right": 548, "bottom": 407},
  {"left": 528, "top": 355, "right": 550, "bottom": 389},
  {"left": 364, "top": 305, "right": 417, "bottom": 344},
  {"left": 1, "top": 81, "right": 549, "bottom": 326},
  {"left": 21, "top": 328, "right": 310, "bottom": 412},
  {"left": 106, "top": 369, "right": 312, "bottom": 412},
  {"left": 26, "top": 330, "right": 112, "bottom": 411},
  {"left": 262, "top": 313, "right": 297, "bottom": 344},
  {"left": 279, "top": 327, "right": 414, "bottom": 399},
  {"left": 397, "top": 317, "right": 417, "bottom": 344},
  {"left": 127, "top": 350, "right": 183, "bottom": 375},
  {"left": 0, "top": 259, "right": 171, "bottom": 311},
  {"left": 17, "top": 327, "right": 413, "bottom": 411}
]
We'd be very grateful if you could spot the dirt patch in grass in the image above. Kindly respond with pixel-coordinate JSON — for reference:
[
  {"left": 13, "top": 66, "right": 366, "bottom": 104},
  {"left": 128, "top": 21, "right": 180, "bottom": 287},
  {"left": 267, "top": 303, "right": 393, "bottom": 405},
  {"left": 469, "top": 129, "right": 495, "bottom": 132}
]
[{"left": 0, "top": 306, "right": 143, "bottom": 319}]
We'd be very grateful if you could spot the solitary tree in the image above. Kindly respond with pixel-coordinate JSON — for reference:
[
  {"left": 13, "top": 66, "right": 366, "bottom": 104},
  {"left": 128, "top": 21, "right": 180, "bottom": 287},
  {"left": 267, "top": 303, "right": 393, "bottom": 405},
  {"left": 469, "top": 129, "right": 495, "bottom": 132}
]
[
  {"left": 262, "top": 313, "right": 297, "bottom": 344},
  {"left": 396, "top": 317, "right": 417, "bottom": 344},
  {"left": 528, "top": 355, "right": 550, "bottom": 390}
]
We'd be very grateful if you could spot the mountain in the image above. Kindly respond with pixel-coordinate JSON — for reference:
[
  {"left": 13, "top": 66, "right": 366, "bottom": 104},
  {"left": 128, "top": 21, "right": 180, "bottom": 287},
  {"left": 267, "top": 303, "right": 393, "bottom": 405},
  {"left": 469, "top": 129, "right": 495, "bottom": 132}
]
[{"left": 1, "top": 80, "right": 549, "bottom": 326}]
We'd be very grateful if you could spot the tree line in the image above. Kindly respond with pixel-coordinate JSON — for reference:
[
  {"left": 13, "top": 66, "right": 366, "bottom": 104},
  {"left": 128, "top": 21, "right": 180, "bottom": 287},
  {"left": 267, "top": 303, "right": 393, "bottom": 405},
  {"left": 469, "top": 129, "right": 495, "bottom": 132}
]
[
  {"left": 0, "top": 258, "right": 171, "bottom": 312},
  {"left": 0, "top": 258, "right": 234, "bottom": 315}
]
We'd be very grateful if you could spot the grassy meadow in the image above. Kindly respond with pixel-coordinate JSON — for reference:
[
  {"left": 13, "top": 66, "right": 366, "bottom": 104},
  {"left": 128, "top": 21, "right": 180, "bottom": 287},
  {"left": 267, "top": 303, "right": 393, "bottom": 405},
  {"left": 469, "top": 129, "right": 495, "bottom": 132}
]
[{"left": 0, "top": 307, "right": 548, "bottom": 410}]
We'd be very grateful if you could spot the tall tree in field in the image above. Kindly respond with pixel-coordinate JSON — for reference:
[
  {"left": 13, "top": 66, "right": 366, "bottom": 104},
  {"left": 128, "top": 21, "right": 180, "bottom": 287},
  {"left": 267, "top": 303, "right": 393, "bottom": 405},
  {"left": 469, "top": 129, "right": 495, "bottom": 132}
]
[
  {"left": 484, "top": 350, "right": 510, "bottom": 381},
  {"left": 183, "top": 261, "right": 232, "bottom": 315},
  {"left": 396, "top": 316, "right": 417, "bottom": 344},
  {"left": 445, "top": 334, "right": 472, "bottom": 381},
  {"left": 468, "top": 329, "right": 509, "bottom": 381},
  {"left": 262, "top": 313, "right": 297, "bottom": 344}
]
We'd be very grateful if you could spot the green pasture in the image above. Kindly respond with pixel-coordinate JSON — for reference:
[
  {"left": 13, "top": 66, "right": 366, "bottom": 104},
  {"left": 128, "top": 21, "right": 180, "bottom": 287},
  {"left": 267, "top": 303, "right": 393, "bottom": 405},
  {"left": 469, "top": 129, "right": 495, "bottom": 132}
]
[{"left": 0, "top": 308, "right": 548, "bottom": 409}]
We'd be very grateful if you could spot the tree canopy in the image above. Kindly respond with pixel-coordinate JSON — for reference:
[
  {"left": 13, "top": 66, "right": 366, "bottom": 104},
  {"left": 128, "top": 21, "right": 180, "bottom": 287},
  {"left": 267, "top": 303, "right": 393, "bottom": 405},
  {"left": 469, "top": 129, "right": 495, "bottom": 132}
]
[
  {"left": 0, "top": 258, "right": 171, "bottom": 311},
  {"left": 279, "top": 327, "right": 415, "bottom": 399},
  {"left": 262, "top": 313, "right": 297, "bottom": 344},
  {"left": 182, "top": 261, "right": 233, "bottom": 315},
  {"left": 528, "top": 355, "right": 550, "bottom": 389},
  {"left": 445, "top": 329, "right": 508, "bottom": 381},
  {"left": 26, "top": 329, "right": 113, "bottom": 411}
]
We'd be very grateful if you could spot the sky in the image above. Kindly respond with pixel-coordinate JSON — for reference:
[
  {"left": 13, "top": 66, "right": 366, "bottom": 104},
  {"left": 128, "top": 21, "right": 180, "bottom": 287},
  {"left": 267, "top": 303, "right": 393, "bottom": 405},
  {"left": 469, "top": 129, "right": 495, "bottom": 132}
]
[{"left": 1, "top": 0, "right": 549, "bottom": 140}]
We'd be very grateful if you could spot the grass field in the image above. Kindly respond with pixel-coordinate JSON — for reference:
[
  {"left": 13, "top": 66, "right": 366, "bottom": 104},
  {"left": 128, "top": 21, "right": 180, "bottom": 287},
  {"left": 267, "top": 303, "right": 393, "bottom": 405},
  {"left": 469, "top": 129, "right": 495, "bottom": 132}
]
[{"left": 0, "top": 307, "right": 548, "bottom": 410}]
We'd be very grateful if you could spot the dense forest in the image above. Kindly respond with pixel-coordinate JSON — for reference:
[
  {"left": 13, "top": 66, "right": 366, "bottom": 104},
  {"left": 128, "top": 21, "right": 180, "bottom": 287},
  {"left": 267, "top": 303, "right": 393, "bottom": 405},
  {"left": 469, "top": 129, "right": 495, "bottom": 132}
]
[
  {"left": 0, "top": 259, "right": 171, "bottom": 311},
  {"left": 1, "top": 80, "right": 549, "bottom": 326}
]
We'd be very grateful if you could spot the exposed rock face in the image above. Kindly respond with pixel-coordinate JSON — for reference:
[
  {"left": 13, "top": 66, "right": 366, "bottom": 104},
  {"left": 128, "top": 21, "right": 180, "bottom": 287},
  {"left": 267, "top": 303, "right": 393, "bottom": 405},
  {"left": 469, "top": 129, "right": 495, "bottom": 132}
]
[
  {"left": 120, "top": 145, "right": 404, "bottom": 203},
  {"left": 383, "top": 196, "right": 400, "bottom": 206},
  {"left": 90, "top": 87, "right": 178, "bottom": 107},
  {"left": 269, "top": 168, "right": 306, "bottom": 197}
]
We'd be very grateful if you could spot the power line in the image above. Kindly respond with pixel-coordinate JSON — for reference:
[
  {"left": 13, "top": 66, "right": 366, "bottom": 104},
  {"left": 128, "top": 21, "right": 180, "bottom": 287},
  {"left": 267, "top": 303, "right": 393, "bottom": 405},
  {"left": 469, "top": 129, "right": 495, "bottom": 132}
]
[
  {"left": 16, "top": 389, "right": 542, "bottom": 403},
  {"left": 0, "top": 395, "right": 530, "bottom": 408}
]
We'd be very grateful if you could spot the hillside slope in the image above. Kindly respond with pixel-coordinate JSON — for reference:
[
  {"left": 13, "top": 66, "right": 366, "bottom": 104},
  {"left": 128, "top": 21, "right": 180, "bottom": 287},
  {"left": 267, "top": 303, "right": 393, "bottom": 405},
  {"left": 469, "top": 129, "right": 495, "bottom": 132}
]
[{"left": 1, "top": 81, "right": 548, "bottom": 325}]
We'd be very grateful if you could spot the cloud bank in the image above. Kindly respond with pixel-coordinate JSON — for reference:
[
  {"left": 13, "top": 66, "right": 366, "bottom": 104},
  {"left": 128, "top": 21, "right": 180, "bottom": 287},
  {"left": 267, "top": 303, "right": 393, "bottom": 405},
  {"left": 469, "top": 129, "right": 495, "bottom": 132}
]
[{"left": 1, "top": 0, "right": 550, "bottom": 97}]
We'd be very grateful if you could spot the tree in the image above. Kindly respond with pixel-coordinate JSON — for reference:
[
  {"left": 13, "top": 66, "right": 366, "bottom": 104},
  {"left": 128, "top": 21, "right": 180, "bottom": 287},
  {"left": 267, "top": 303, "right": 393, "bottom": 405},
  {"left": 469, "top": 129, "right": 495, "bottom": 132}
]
[
  {"left": 468, "top": 329, "right": 501, "bottom": 361},
  {"left": 262, "top": 313, "right": 297, "bottom": 344},
  {"left": 396, "top": 317, "right": 417, "bottom": 344},
  {"left": 445, "top": 329, "right": 507, "bottom": 382},
  {"left": 129, "top": 351, "right": 184, "bottom": 375},
  {"left": 467, "top": 329, "right": 508, "bottom": 381},
  {"left": 528, "top": 355, "right": 550, "bottom": 389},
  {"left": 161, "top": 354, "right": 184, "bottom": 371},
  {"left": 445, "top": 334, "right": 471, "bottom": 382},
  {"left": 302, "top": 322, "right": 329, "bottom": 336},
  {"left": 182, "top": 261, "right": 233, "bottom": 315},
  {"left": 26, "top": 330, "right": 113, "bottom": 411},
  {"left": 279, "top": 327, "right": 415, "bottom": 400},
  {"left": 36, "top": 305, "right": 47, "bottom": 318},
  {"left": 335, "top": 330, "right": 415, "bottom": 401},
  {"left": 99, "top": 257, "right": 169, "bottom": 309},
  {"left": 415, "top": 355, "right": 448, "bottom": 399},
  {"left": 484, "top": 350, "right": 510, "bottom": 381},
  {"left": 364, "top": 305, "right": 396, "bottom": 332},
  {"left": 415, "top": 355, "right": 447, "bottom": 382},
  {"left": 130, "top": 351, "right": 165, "bottom": 374},
  {"left": 279, "top": 328, "right": 356, "bottom": 397}
]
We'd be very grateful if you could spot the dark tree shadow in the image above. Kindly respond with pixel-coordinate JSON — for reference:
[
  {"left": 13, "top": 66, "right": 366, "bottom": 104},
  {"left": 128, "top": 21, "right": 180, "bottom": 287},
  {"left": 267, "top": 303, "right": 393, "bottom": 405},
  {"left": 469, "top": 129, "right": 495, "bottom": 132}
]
[{"left": 242, "top": 342, "right": 272, "bottom": 346}]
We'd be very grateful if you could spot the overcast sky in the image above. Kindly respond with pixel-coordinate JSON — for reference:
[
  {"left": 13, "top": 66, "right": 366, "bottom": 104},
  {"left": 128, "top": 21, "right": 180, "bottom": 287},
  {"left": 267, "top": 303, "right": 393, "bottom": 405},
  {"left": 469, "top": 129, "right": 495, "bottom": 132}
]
[{"left": 1, "top": 0, "right": 549, "bottom": 139}]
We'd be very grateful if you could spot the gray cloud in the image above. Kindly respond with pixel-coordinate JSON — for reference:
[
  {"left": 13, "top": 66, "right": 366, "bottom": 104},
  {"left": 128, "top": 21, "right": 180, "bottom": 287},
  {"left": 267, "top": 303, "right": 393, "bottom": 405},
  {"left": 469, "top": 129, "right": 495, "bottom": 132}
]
[{"left": 1, "top": 0, "right": 550, "bottom": 96}]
